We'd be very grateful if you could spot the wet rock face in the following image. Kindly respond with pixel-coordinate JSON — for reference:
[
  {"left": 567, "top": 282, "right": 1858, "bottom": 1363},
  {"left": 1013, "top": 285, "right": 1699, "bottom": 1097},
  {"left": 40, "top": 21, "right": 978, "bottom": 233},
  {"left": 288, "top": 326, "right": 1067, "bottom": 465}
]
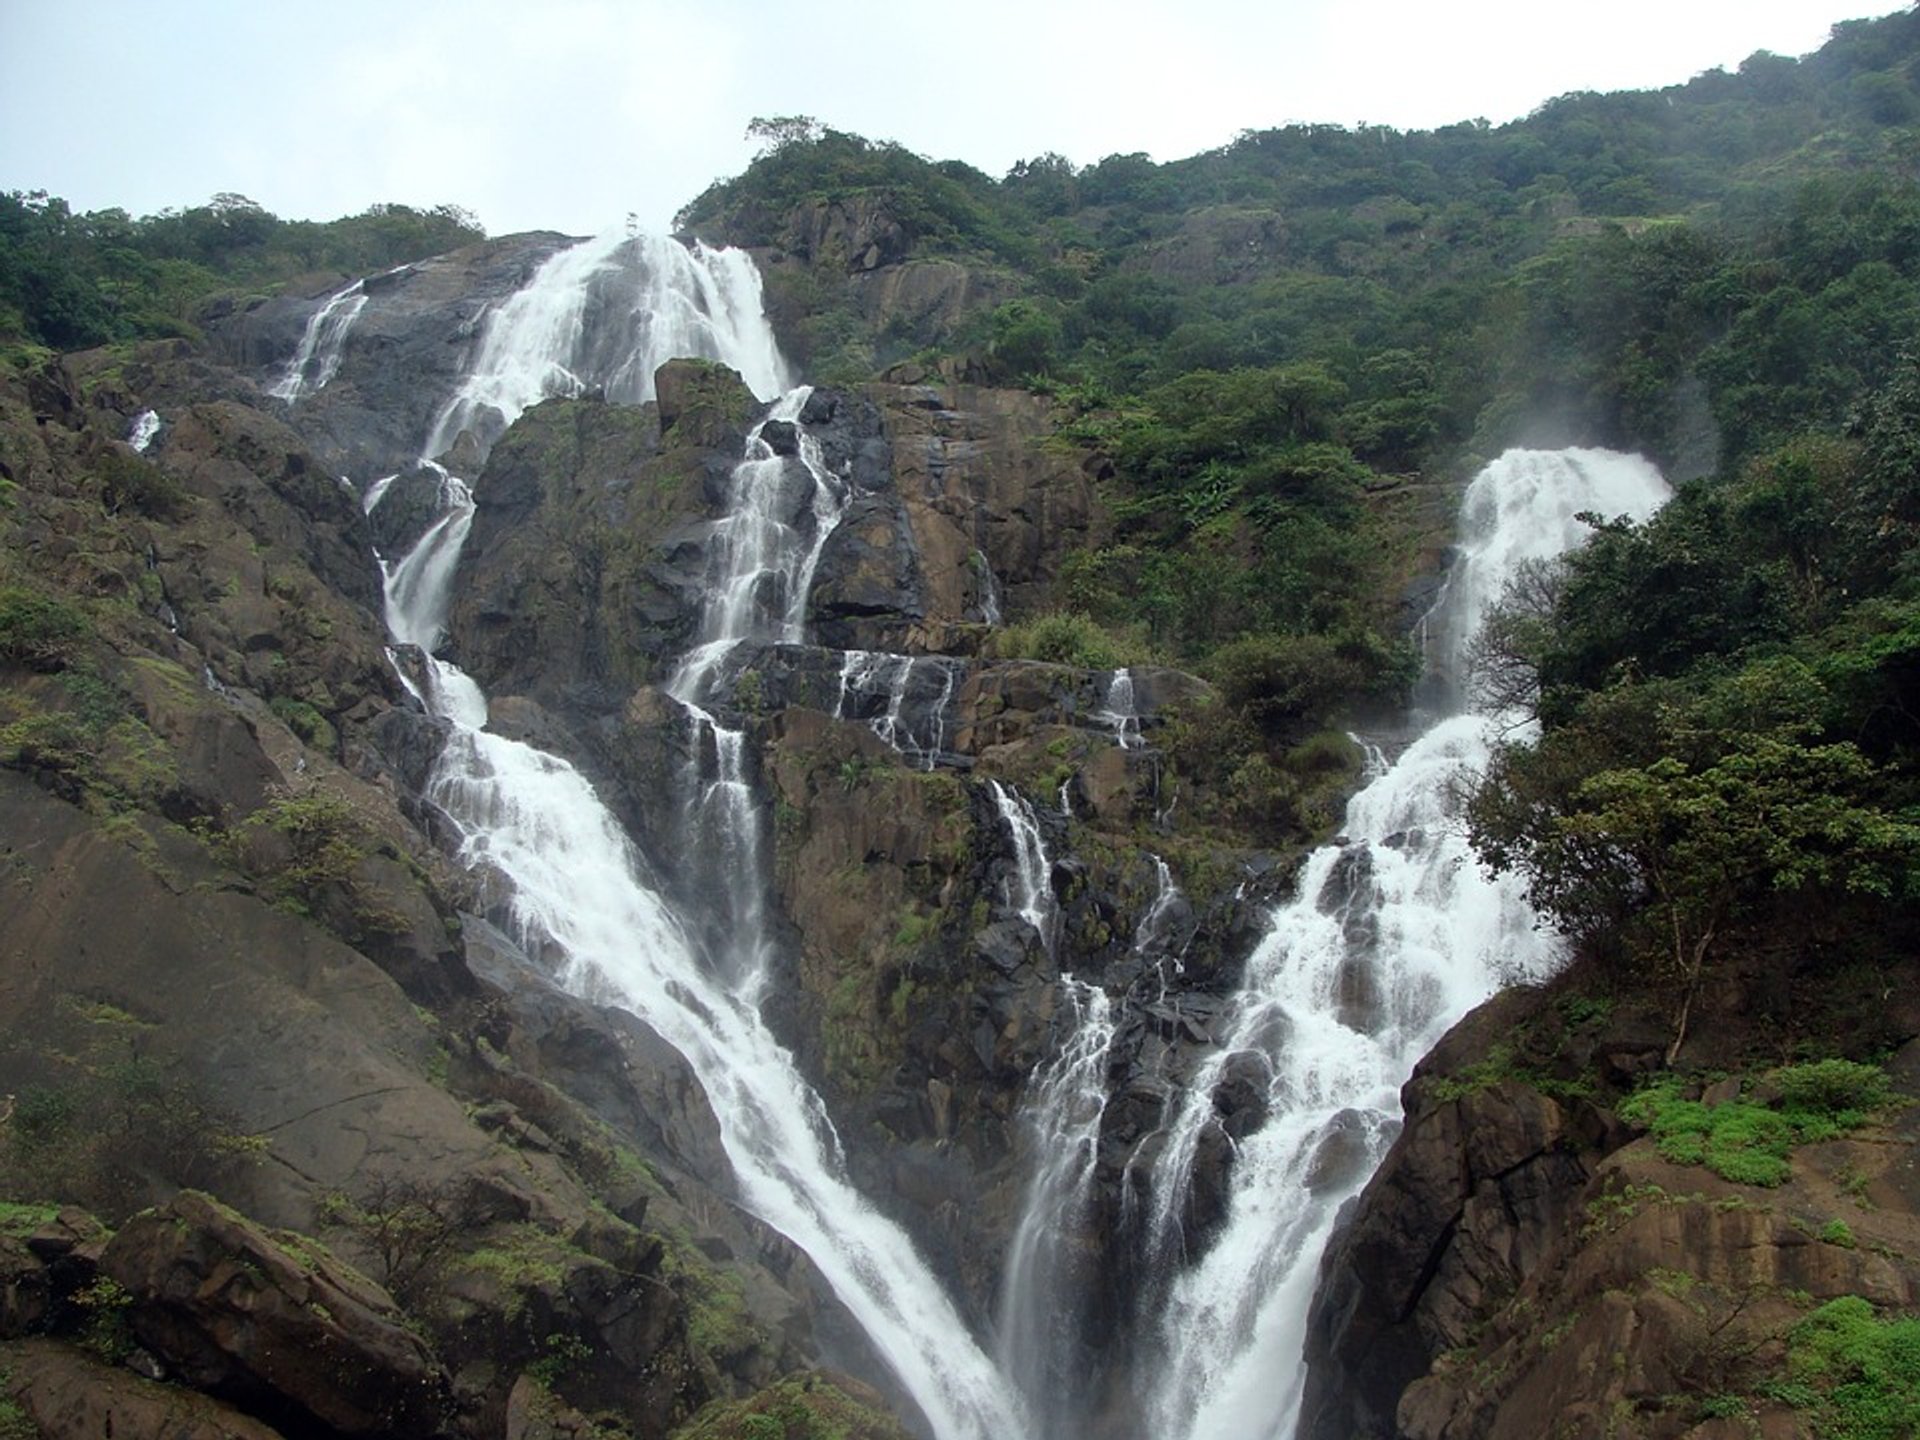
[{"left": 1298, "top": 988, "right": 1920, "bottom": 1440}]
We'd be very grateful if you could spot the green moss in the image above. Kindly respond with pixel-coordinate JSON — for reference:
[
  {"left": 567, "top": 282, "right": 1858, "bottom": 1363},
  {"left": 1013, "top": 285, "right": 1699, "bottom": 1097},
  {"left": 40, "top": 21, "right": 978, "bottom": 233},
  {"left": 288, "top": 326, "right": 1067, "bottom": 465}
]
[
  {"left": 0, "top": 1200, "right": 61, "bottom": 1236},
  {"left": 670, "top": 1371, "right": 911, "bottom": 1440},
  {"left": 269, "top": 695, "right": 338, "bottom": 753},
  {"left": 1426, "top": 1039, "right": 1596, "bottom": 1105},
  {"left": 660, "top": 1233, "right": 763, "bottom": 1372},
  {"left": 459, "top": 1225, "right": 591, "bottom": 1321}
]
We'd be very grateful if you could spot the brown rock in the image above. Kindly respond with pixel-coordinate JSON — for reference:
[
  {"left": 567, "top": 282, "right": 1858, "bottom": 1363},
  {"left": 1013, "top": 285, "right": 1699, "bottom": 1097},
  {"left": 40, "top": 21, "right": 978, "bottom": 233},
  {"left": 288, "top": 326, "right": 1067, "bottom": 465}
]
[
  {"left": 100, "top": 1190, "right": 450, "bottom": 1438},
  {"left": 3, "top": 1336, "right": 287, "bottom": 1440}
]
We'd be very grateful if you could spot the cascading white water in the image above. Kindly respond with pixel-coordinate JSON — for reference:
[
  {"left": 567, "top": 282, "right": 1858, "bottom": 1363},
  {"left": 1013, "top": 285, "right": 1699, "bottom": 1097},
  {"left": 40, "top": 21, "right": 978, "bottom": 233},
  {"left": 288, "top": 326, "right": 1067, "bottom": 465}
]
[
  {"left": 271, "top": 280, "right": 368, "bottom": 403},
  {"left": 1097, "top": 668, "right": 1144, "bottom": 750},
  {"left": 360, "top": 473, "right": 399, "bottom": 516},
  {"left": 1136, "top": 855, "right": 1187, "bottom": 976},
  {"left": 1138, "top": 448, "right": 1669, "bottom": 1439},
  {"left": 127, "top": 408, "right": 161, "bottom": 453},
  {"left": 669, "top": 387, "right": 845, "bottom": 702},
  {"left": 976, "top": 550, "right": 1004, "bottom": 627},
  {"left": 426, "top": 232, "right": 789, "bottom": 460},
  {"left": 989, "top": 779, "right": 1057, "bottom": 955},
  {"left": 382, "top": 464, "right": 474, "bottom": 654},
  {"left": 834, "top": 652, "right": 964, "bottom": 770},
  {"left": 375, "top": 231, "right": 1028, "bottom": 1440},
  {"left": 996, "top": 977, "right": 1118, "bottom": 1429}
]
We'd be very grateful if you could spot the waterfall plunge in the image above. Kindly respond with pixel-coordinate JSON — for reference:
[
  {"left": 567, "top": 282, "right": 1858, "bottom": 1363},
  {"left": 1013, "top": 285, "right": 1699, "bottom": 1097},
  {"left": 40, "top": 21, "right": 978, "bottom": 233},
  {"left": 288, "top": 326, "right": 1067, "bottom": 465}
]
[
  {"left": 357, "top": 219, "right": 1678, "bottom": 1440},
  {"left": 1138, "top": 447, "right": 1670, "bottom": 1440}
]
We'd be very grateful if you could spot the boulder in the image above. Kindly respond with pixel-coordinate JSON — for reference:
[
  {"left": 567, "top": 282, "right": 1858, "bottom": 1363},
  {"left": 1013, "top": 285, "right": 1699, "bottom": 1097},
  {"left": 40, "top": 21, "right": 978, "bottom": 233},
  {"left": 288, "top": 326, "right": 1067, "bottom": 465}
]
[
  {"left": 655, "top": 358, "right": 755, "bottom": 448},
  {"left": 100, "top": 1190, "right": 451, "bottom": 1438},
  {"left": 3, "top": 1336, "right": 287, "bottom": 1440}
]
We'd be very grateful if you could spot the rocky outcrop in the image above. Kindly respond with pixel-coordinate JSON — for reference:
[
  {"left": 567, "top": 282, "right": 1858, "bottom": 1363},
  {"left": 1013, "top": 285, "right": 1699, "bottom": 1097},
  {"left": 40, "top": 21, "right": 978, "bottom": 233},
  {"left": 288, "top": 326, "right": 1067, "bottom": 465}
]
[
  {"left": 101, "top": 1190, "right": 452, "bottom": 1437},
  {"left": 1301, "top": 981, "right": 1920, "bottom": 1440},
  {"left": 2, "top": 1336, "right": 288, "bottom": 1440},
  {"left": 1129, "top": 206, "right": 1290, "bottom": 286},
  {"left": 205, "top": 233, "right": 575, "bottom": 481}
]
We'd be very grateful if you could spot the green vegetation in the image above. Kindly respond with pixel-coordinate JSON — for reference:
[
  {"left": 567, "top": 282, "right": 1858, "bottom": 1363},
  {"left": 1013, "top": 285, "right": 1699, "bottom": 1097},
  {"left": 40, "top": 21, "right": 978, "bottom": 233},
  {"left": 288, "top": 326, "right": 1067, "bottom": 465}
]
[
  {"left": 1619, "top": 1061, "right": 1898, "bottom": 1186},
  {"left": 1776, "top": 1296, "right": 1920, "bottom": 1439},
  {"left": 0, "top": 586, "right": 89, "bottom": 670},
  {"left": 0, "top": 994, "right": 258, "bottom": 1220},
  {"left": 671, "top": 1371, "right": 911, "bottom": 1440},
  {"left": 0, "top": 190, "right": 483, "bottom": 351}
]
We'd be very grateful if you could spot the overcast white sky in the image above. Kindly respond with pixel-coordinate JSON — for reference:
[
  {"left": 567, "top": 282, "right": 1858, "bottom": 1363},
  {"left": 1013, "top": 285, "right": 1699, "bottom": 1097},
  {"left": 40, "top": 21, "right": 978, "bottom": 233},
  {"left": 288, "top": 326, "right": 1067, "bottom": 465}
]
[{"left": 0, "top": 1, "right": 1905, "bottom": 237}]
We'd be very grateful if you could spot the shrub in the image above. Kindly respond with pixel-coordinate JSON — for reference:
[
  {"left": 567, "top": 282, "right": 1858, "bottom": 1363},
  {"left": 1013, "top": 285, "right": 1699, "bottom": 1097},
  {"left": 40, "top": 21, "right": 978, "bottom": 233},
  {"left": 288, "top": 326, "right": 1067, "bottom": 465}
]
[
  {"left": 0, "top": 587, "right": 88, "bottom": 670},
  {"left": 989, "top": 611, "right": 1126, "bottom": 670},
  {"left": 1786, "top": 1296, "right": 1920, "bottom": 1440},
  {"left": 1621, "top": 1062, "right": 1898, "bottom": 1187}
]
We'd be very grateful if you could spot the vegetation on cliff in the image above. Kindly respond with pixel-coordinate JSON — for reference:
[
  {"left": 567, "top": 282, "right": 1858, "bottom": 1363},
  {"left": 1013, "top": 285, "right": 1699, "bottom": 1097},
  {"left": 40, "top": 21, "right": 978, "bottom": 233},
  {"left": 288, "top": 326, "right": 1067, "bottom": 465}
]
[{"left": 0, "top": 190, "right": 484, "bottom": 351}]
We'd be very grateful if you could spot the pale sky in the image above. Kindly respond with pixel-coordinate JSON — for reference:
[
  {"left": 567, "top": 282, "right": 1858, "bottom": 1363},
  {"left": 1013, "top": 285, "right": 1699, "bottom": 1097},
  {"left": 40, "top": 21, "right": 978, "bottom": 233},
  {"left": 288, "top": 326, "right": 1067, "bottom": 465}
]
[{"left": 0, "top": 1, "right": 1905, "bottom": 237}]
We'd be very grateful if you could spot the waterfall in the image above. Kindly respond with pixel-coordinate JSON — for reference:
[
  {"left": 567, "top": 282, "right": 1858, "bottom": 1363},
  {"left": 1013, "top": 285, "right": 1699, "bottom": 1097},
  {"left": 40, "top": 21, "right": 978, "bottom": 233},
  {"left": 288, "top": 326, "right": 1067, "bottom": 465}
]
[
  {"left": 1135, "top": 856, "right": 1188, "bottom": 986},
  {"left": 669, "top": 387, "right": 846, "bottom": 702},
  {"left": 976, "top": 550, "right": 1004, "bottom": 626},
  {"left": 1097, "top": 668, "right": 1144, "bottom": 750},
  {"left": 426, "top": 232, "right": 789, "bottom": 460},
  {"left": 127, "top": 408, "right": 161, "bottom": 452},
  {"left": 375, "top": 229, "right": 1027, "bottom": 1440},
  {"left": 665, "top": 388, "right": 851, "bottom": 988},
  {"left": 989, "top": 779, "right": 1057, "bottom": 955},
  {"left": 997, "top": 978, "right": 1118, "bottom": 1432},
  {"left": 360, "top": 473, "right": 399, "bottom": 515},
  {"left": 834, "top": 652, "right": 964, "bottom": 771},
  {"left": 271, "top": 279, "right": 368, "bottom": 402},
  {"left": 1138, "top": 447, "right": 1670, "bottom": 1439},
  {"left": 382, "top": 464, "right": 473, "bottom": 655}
]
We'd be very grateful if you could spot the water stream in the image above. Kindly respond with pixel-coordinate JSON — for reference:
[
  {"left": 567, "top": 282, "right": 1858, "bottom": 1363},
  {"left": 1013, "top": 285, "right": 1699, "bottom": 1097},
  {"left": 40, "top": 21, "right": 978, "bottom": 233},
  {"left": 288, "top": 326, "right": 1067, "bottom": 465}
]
[{"left": 271, "top": 279, "right": 368, "bottom": 402}]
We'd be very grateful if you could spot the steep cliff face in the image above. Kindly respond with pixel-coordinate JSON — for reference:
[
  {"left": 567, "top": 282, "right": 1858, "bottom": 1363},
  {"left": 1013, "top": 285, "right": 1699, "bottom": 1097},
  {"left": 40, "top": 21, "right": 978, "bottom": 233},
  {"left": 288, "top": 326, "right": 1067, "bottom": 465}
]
[
  {"left": 1301, "top": 966, "right": 1920, "bottom": 1440},
  {"left": 1, "top": 230, "right": 1436, "bottom": 1439}
]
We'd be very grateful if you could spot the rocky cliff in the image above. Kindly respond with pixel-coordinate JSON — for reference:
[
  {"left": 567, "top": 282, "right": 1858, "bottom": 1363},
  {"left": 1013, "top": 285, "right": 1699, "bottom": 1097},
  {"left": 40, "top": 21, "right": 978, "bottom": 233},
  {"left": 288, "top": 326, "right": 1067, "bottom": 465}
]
[{"left": 1300, "top": 956, "right": 1920, "bottom": 1440}]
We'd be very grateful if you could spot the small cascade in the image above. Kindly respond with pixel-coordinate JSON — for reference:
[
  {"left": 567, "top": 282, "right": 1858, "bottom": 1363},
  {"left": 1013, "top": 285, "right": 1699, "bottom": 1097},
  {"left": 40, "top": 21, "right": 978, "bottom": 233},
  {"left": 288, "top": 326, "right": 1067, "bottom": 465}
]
[
  {"left": 359, "top": 473, "right": 399, "bottom": 515},
  {"left": 996, "top": 977, "right": 1118, "bottom": 1432},
  {"left": 426, "top": 232, "right": 789, "bottom": 460},
  {"left": 678, "top": 699, "right": 775, "bottom": 986},
  {"left": 1135, "top": 855, "right": 1187, "bottom": 970},
  {"left": 271, "top": 280, "right": 368, "bottom": 403},
  {"left": 976, "top": 550, "right": 1003, "bottom": 626},
  {"left": 127, "top": 409, "right": 161, "bottom": 452},
  {"left": 834, "top": 652, "right": 963, "bottom": 770},
  {"left": 1138, "top": 448, "right": 1671, "bottom": 1440},
  {"left": 989, "top": 780, "right": 1056, "bottom": 955},
  {"left": 1096, "top": 668, "right": 1144, "bottom": 750},
  {"left": 670, "top": 387, "right": 846, "bottom": 702},
  {"left": 381, "top": 464, "right": 474, "bottom": 654}
]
